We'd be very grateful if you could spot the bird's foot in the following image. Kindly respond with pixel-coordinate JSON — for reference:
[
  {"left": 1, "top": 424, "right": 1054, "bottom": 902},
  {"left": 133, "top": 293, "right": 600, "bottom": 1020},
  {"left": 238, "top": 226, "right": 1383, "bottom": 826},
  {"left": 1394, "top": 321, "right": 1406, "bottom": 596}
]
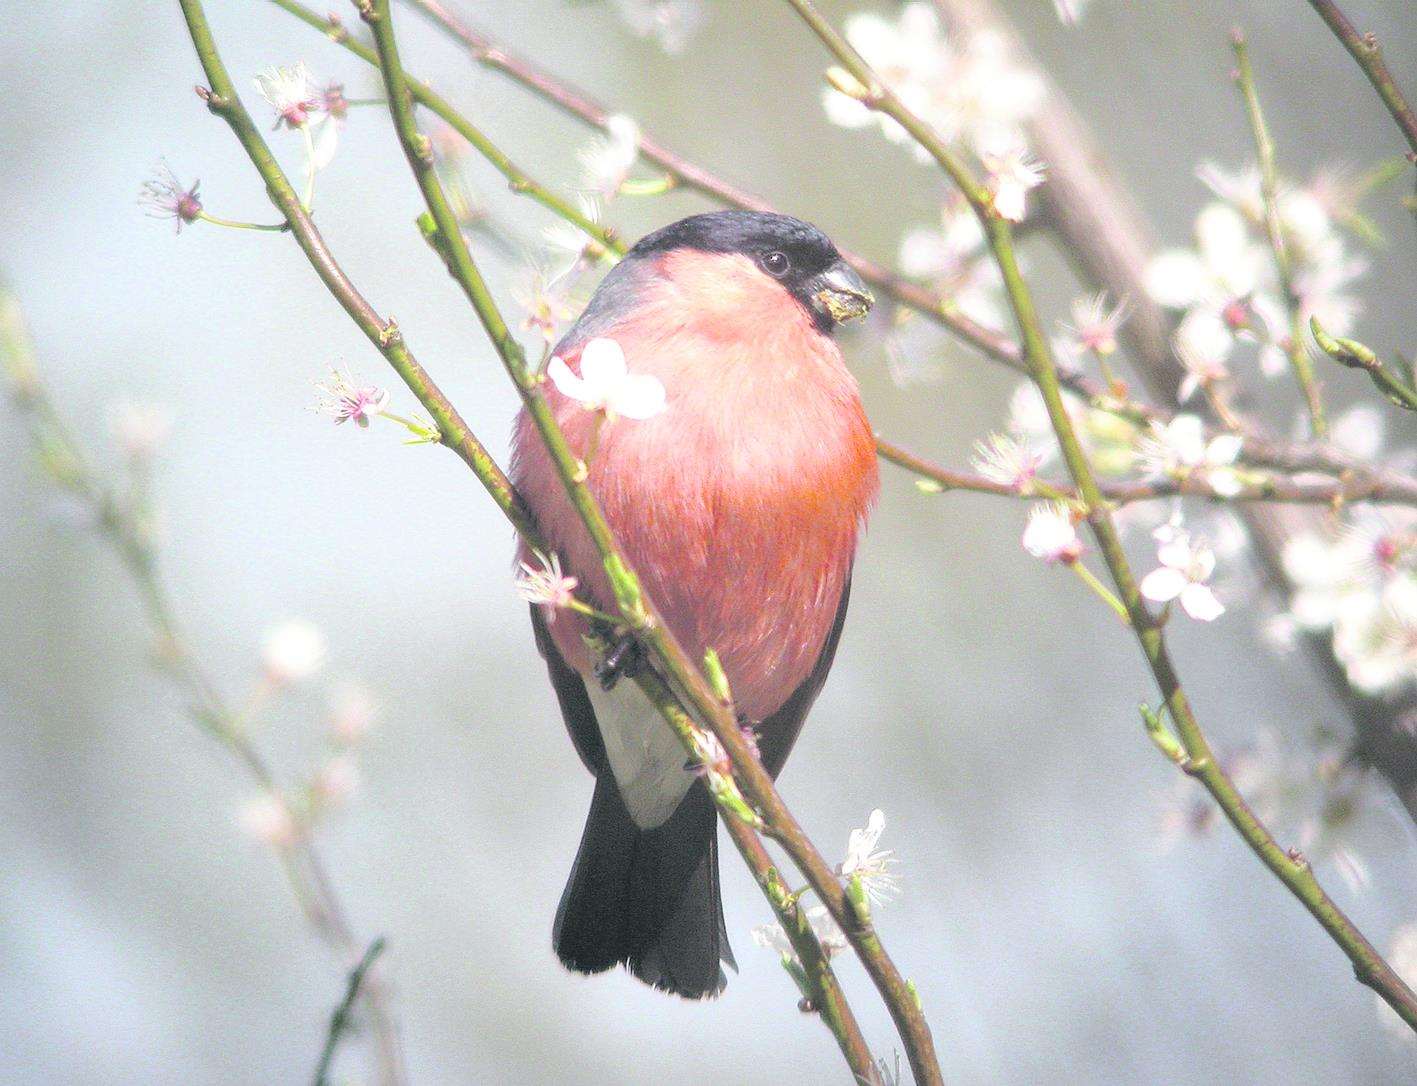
[{"left": 594, "top": 634, "right": 643, "bottom": 691}]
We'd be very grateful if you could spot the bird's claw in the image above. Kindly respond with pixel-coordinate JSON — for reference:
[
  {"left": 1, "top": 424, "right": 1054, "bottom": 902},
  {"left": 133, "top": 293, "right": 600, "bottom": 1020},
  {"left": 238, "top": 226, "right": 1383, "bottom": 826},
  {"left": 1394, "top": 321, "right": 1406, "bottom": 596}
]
[{"left": 594, "top": 634, "right": 643, "bottom": 691}]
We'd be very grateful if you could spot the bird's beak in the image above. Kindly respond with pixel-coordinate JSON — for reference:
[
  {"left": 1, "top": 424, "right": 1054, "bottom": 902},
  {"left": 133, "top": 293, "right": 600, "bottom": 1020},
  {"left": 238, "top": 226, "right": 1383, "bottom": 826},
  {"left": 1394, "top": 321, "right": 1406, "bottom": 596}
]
[{"left": 810, "top": 261, "right": 874, "bottom": 325}]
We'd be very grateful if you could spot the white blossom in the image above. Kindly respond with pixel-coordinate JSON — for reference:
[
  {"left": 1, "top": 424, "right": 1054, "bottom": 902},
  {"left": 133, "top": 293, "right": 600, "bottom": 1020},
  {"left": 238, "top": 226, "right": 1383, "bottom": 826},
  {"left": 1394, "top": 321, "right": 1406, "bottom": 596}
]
[
  {"left": 981, "top": 139, "right": 1046, "bottom": 222},
  {"left": 313, "top": 367, "right": 389, "bottom": 427},
  {"left": 1023, "top": 502, "right": 1082, "bottom": 564},
  {"left": 1134, "top": 415, "right": 1243, "bottom": 495},
  {"left": 751, "top": 904, "right": 848, "bottom": 962},
  {"left": 578, "top": 114, "right": 641, "bottom": 196},
  {"left": 261, "top": 619, "right": 327, "bottom": 684},
  {"left": 821, "top": 6, "right": 1042, "bottom": 156},
  {"left": 1139, "top": 529, "right": 1225, "bottom": 621},
  {"left": 546, "top": 337, "right": 667, "bottom": 420},
  {"left": 1061, "top": 292, "right": 1128, "bottom": 357},
  {"left": 838, "top": 809, "right": 901, "bottom": 906},
  {"left": 971, "top": 432, "right": 1041, "bottom": 492},
  {"left": 238, "top": 793, "right": 298, "bottom": 847},
  {"left": 254, "top": 63, "right": 321, "bottom": 130}
]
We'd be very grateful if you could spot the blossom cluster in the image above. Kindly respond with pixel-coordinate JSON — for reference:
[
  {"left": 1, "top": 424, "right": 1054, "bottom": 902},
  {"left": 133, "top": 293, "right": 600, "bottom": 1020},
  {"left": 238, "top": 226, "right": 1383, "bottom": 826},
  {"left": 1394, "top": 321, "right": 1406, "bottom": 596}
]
[
  {"left": 822, "top": 5, "right": 1046, "bottom": 222},
  {"left": 1145, "top": 162, "right": 1369, "bottom": 402}
]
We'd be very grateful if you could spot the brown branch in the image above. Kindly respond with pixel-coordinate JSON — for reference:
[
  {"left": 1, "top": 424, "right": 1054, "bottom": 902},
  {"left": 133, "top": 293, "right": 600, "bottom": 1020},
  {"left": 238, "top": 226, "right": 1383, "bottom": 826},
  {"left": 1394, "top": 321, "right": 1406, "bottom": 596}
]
[{"left": 1307, "top": 0, "right": 1417, "bottom": 157}]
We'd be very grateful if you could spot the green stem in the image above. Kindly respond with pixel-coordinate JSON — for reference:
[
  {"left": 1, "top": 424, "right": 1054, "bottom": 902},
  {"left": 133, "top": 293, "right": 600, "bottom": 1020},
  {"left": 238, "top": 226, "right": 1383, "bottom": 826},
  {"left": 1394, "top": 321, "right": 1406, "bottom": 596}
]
[
  {"left": 1231, "top": 30, "right": 1327, "bottom": 438},
  {"left": 1069, "top": 560, "right": 1129, "bottom": 621},
  {"left": 783, "top": 0, "right": 1417, "bottom": 1037},
  {"left": 197, "top": 211, "right": 288, "bottom": 231}
]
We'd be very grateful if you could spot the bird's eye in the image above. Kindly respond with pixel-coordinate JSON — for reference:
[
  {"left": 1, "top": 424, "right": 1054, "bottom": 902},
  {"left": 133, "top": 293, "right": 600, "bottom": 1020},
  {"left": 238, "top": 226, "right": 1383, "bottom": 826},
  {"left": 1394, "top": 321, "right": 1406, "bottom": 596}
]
[{"left": 760, "top": 250, "right": 791, "bottom": 277}]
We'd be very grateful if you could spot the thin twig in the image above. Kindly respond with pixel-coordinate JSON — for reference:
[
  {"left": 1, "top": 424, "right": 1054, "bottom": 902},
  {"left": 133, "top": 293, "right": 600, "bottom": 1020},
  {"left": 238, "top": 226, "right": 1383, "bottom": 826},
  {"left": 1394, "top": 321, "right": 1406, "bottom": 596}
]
[
  {"left": 782, "top": 0, "right": 1417, "bottom": 1036},
  {"left": 314, "top": 936, "right": 387, "bottom": 1086},
  {"left": 1231, "top": 29, "right": 1327, "bottom": 438},
  {"left": 1306, "top": 0, "right": 1417, "bottom": 157},
  {"left": 875, "top": 435, "right": 1417, "bottom": 506}
]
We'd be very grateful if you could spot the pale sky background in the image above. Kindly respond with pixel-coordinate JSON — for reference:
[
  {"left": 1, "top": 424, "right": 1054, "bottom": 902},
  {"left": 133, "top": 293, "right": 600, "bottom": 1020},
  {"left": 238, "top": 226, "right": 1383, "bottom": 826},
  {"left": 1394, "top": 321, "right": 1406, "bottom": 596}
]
[{"left": 2, "top": 1, "right": 1415, "bottom": 1083}]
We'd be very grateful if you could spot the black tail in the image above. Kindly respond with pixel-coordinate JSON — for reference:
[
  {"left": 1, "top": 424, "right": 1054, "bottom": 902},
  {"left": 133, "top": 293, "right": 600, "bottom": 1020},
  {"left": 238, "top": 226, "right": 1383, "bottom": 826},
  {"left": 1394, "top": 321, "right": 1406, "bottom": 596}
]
[{"left": 553, "top": 774, "right": 734, "bottom": 999}]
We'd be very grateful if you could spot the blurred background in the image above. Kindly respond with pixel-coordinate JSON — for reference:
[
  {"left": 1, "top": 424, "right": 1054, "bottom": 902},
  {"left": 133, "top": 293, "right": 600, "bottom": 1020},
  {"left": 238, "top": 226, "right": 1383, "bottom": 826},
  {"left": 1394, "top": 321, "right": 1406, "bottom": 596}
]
[{"left": 2, "top": 0, "right": 1415, "bottom": 1082}]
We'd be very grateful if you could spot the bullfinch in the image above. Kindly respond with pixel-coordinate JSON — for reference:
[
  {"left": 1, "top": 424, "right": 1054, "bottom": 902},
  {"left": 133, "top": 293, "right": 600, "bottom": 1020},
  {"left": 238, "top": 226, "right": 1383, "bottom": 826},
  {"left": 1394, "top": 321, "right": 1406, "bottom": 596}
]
[{"left": 511, "top": 210, "right": 879, "bottom": 998}]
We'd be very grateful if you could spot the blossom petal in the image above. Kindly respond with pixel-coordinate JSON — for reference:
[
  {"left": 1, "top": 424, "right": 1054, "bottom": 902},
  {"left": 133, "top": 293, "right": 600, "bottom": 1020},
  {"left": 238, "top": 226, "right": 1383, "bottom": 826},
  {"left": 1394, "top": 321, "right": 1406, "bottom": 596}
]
[
  {"left": 1140, "top": 566, "right": 1187, "bottom": 604},
  {"left": 578, "top": 337, "right": 628, "bottom": 388},
  {"left": 1179, "top": 583, "right": 1225, "bottom": 621},
  {"left": 611, "top": 373, "right": 668, "bottom": 420},
  {"left": 546, "top": 355, "right": 589, "bottom": 402}
]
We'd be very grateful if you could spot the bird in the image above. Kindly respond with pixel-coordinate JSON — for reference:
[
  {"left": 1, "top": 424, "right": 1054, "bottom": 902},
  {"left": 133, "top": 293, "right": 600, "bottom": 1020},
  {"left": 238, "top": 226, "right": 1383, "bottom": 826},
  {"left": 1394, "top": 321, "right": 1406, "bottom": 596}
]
[{"left": 511, "top": 210, "right": 879, "bottom": 999}]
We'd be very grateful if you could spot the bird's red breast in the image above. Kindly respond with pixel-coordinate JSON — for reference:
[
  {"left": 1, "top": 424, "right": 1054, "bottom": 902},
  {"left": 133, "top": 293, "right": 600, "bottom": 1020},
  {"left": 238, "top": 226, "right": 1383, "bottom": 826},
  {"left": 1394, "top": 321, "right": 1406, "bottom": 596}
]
[{"left": 512, "top": 248, "right": 878, "bottom": 721}]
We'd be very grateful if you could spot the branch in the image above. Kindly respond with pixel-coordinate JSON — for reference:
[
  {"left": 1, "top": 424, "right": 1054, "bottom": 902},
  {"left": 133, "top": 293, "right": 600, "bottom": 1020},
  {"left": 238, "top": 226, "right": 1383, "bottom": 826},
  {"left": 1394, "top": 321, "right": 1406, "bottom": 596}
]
[
  {"left": 875, "top": 436, "right": 1417, "bottom": 506},
  {"left": 1231, "top": 29, "right": 1327, "bottom": 437},
  {"left": 314, "top": 936, "right": 387, "bottom": 1086},
  {"left": 782, "top": 0, "right": 1417, "bottom": 1036},
  {"left": 1306, "top": 0, "right": 1417, "bottom": 158},
  {"left": 1, "top": 283, "right": 406, "bottom": 1085}
]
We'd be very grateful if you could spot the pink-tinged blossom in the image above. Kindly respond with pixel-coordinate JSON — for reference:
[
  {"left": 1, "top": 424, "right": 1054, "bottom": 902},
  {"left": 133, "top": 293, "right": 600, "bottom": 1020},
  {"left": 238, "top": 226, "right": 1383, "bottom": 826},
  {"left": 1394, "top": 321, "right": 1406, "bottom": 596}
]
[
  {"left": 238, "top": 793, "right": 298, "bottom": 847},
  {"left": 1135, "top": 415, "right": 1243, "bottom": 496},
  {"left": 981, "top": 140, "right": 1046, "bottom": 222},
  {"left": 254, "top": 63, "right": 321, "bottom": 130},
  {"left": 612, "top": 0, "right": 706, "bottom": 54},
  {"left": 1023, "top": 502, "right": 1082, "bottom": 564},
  {"left": 314, "top": 368, "right": 390, "bottom": 428},
  {"left": 329, "top": 683, "right": 378, "bottom": 746},
  {"left": 1140, "top": 529, "right": 1225, "bottom": 621},
  {"left": 578, "top": 114, "right": 641, "bottom": 197},
  {"left": 1173, "top": 310, "right": 1234, "bottom": 402},
  {"left": 547, "top": 337, "right": 667, "bottom": 421},
  {"left": 838, "top": 809, "right": 901, "bottom": 906},
  {"left": 971, "top": 432, "right": 1041, "bottom": 492},
  {"left": 108, "top": 402, "right": 172, "bottom": 460},
  {"left": 313, "top": 753, "right": 361, "bottom": 807},
  {"left": 260, "top": 619, "right": 327, "bottom": 684},
  {"left": 139, "top": 165, "right": 203, "bottom": 232},
  {"left": 1062, "top": 292, "right": 1128, "bottom": 357},
  {"left": 514, "top": 551, "right": 580, "bottom": 615}
]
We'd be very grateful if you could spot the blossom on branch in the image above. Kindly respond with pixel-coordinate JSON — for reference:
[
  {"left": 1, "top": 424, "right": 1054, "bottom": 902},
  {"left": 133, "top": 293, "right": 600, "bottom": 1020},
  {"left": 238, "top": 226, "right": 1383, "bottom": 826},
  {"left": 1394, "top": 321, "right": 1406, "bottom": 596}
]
[
  {"left": 751, "top": 903, "right": 848, "bottom": 962},
  {"left": 108, "top": 402, "right": 172, "bottom": 461},
  {"left": 838, "top": 808, "right": 901, "bottom": 906},
  {"left": 1139, "top": 528, "right": 1225, "bottom": 622},
  {"left": 1061, "top": 292, "right": 1128, "bottom": 357},
  {"left": 578, "top": 114, "right": 641, "bottom": 197},
  {"left": 821, "top": 4, "right": 1042, "bottom": 156},
  {"left": 313, "top": 367, "right": 390, "bottom": 427},
  {"left": 612, "top": 0, "right": 705, "bottom": 55},
  {"left": 139, "top": 165, "right": 203, "bottom": 232},
  {"left": 1134, "top": 415, "right": 1242, "bottom": 495},
  {"left": 514, "top": 551, "right": 580, "bottom": 616},
  {"left": 981, "top": 140, "right": 1046, "bottom": 222},
  {"left": 971, "top": 432, "right": 1041, "bottom": 492},
  {"left": 254, "top": 63, "right": 321, "bottom": 130},
  {"left": 1023, "top": 502, "right": 1082, "bottom": 564},
  {"left": 546, "top": 337, "right": 667, "bottom": 421}
]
